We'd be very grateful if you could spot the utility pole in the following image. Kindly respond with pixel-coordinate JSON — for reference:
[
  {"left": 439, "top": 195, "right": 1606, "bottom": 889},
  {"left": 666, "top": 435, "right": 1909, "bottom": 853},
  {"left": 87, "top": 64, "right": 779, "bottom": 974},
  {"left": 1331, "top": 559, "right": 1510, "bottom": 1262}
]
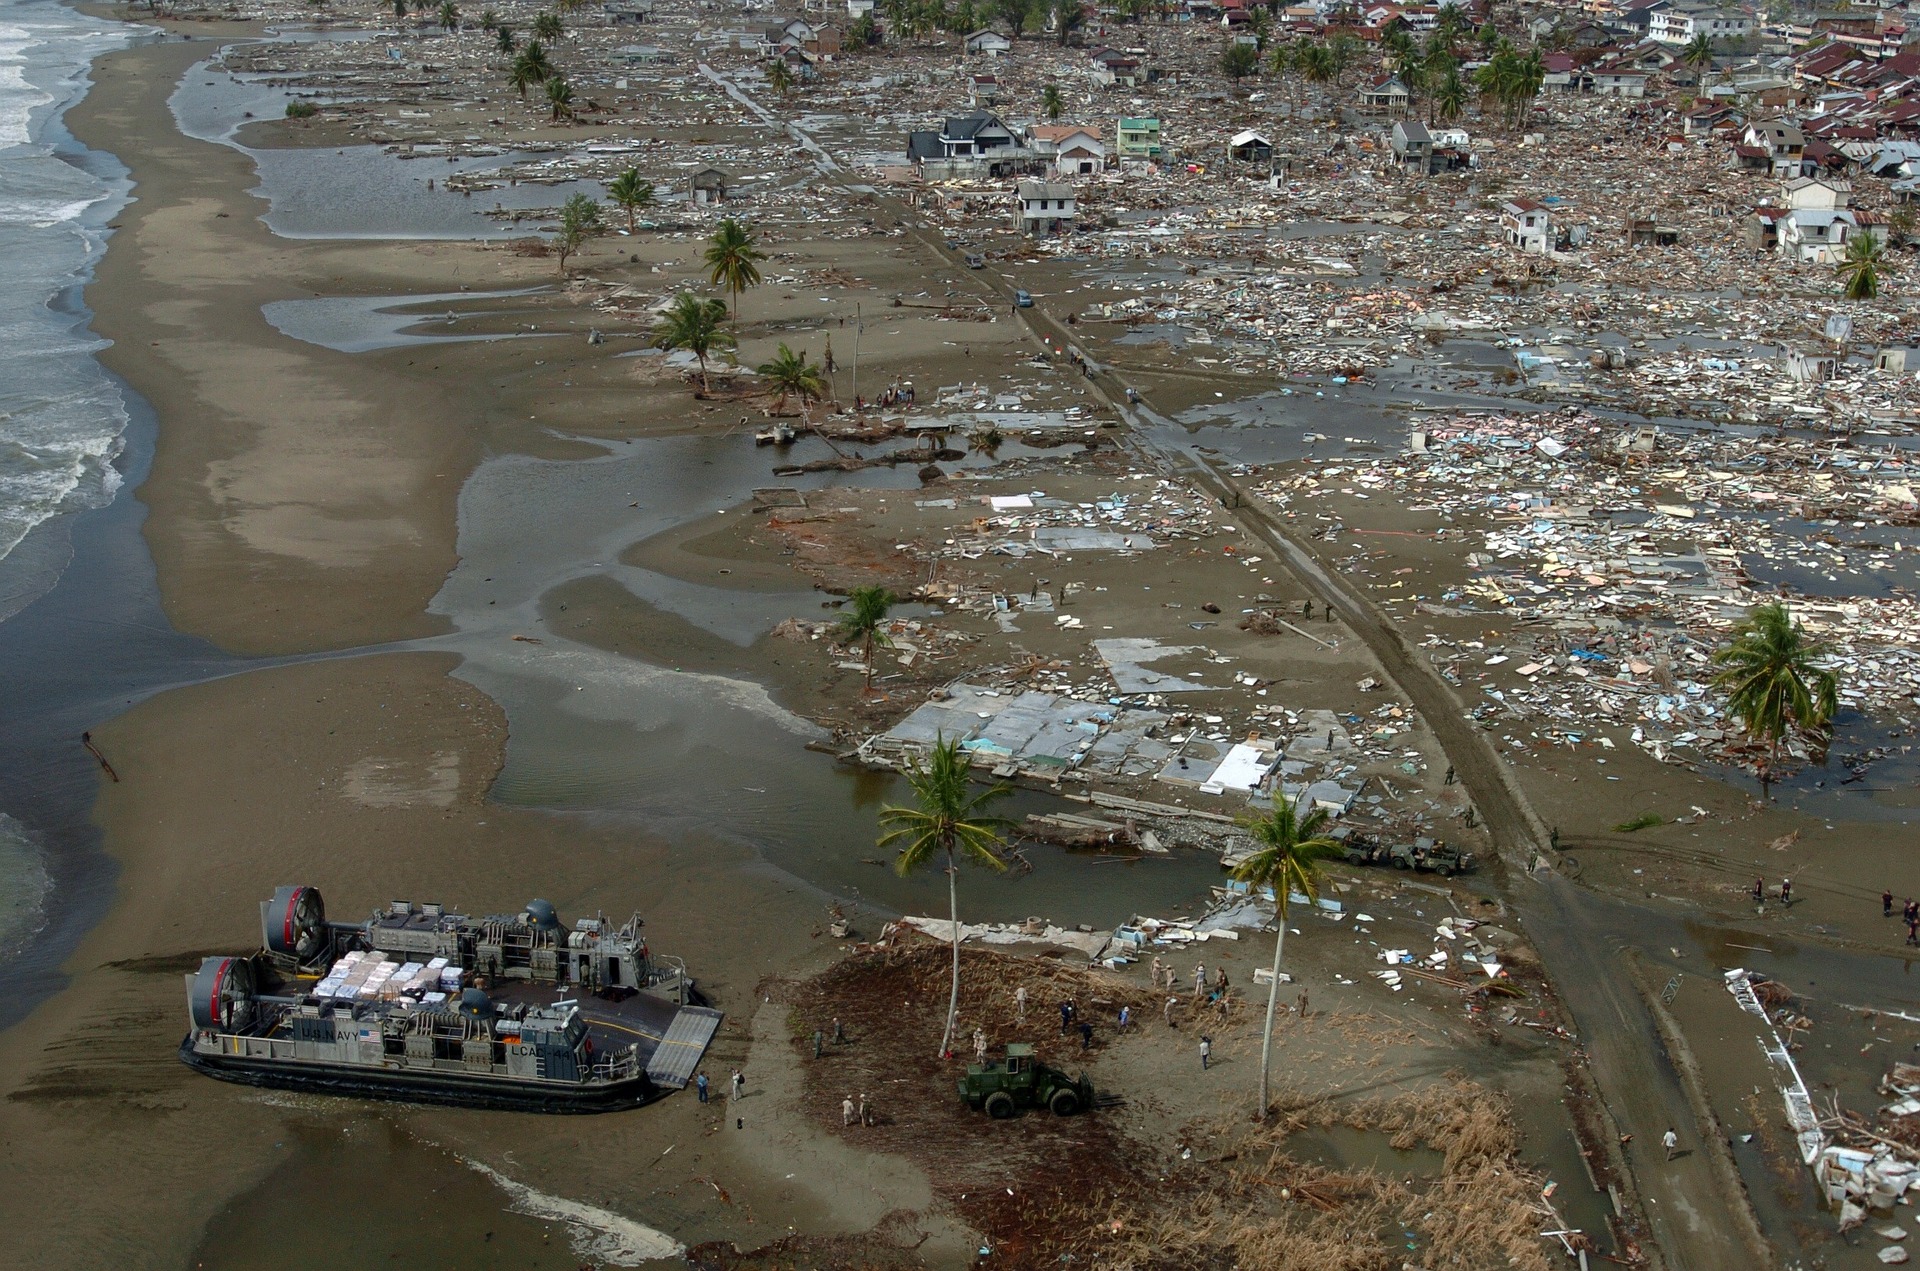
[{"left": 851, "top": 300, "right": 861, "bottom": 406}]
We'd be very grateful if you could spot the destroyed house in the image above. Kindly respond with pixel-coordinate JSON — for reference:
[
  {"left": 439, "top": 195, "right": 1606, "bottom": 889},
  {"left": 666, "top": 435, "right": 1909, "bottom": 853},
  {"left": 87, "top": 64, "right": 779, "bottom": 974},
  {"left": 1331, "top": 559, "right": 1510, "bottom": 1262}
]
[
  {"left": 603, "top": 0, "right": 653, "bottom": 23},
  {"left": 1623, "top": 213, "right": 1680, "bottom": 246},
  {"left": 689, "top": 167, "right": 731, "bottom": 203}
]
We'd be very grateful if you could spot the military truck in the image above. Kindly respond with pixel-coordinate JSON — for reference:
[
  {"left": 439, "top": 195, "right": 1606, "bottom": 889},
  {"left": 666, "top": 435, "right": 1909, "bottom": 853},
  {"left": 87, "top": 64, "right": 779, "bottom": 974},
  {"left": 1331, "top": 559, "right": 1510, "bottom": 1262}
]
[
  {"left": 958, "top": 1043, "right": 1095, "bottom": 1118},
  {"left": 1342, "top": 835, "right": 1476, "bottom": 877}
]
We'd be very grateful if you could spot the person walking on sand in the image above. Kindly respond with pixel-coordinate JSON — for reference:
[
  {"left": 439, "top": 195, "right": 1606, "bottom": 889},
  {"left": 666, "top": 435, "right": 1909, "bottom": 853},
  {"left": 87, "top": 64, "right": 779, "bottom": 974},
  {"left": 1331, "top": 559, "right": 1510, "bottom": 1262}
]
[
  {"left": 696, "top": 1072, "right": 709, "bottom": 1103},
  {"left": 860, "top": 1093, "right": 871, "bottom": 1126},
  {"left": 731, "top": 1069, "right": 745, "bottom": 1101},
  {"left": 1907, "top": 918, "right": 1918, "bottom": 948},
  {"left": 1165, "top": 996, "right": 1179, "bottom": 1028},
  {"left": 1079, "top": 1020, "right": 1093, "bottom": 1050},
  {"left": 1886, "top": 890, "right": 1896, "bottom": 918},
  {"left": 1754, "top": 877, "right": 1766, "bottom": 909},
  {"left": 842, "top": 1096, "right": 857, "bottom": 1127},
  {"left": 1150, "top": 955, "right": 1163, "bottom": 988},
  {"left": 1014, "top": 985, "right": 1027, "bottom": 1021},
  {"left": 833, "top": 1017, "right": 846, "bottom": 1044},
  {"left": 1118, "top": 1004, "right": 1131, "bottom": 1031},
  {"left": 1780, "top": 878, "right": 1792, "bottom": 908},
  {"left": 1215, "top": 966, "right": 1229, "bottom": 993},
  {"left": 974, "top": 1028, "right": 988, "bottom": 1064},
  {"left": 1192, "top": 963, "right": 1206, "bottom": 998},
  {"left": 1059, "top": 1000, "right": 1074, "bottom": 1034},
  {"left": 1662, "top": 1128, "right": 1679, "bottom": 1161},
  {"left": 1199, "top": 1035, "right": 1212, "bottom": 1070}
]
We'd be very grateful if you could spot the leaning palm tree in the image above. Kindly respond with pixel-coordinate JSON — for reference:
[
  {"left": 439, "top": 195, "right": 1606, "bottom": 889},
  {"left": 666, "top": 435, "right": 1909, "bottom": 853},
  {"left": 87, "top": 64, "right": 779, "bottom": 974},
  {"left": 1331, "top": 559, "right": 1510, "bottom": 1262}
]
[
  {"left": 837, "top": 585, "right": 895, "bottom": 688},
  {"left": 1041, "top": 82, "right": 1064, "bottom": 121},
  {"left": 606, "top": 168, "right": 656, "bottom": 232},
  {"left": 651, "top": 292, "right": 733, "bottom": 393},
  {"left": 1838, "top": 232, "right": 1887, "bottom": 300},
  {"left": 1230, "top": 794, "right": 1342, "bottom": 1119},
  {"left": 1712, "top": 602, "right": 1839, "bottom": 797},
  {"left": 756, "top": 342, "right": 826, "bottom": 419},
  {"left": 703, "top": 218, "right": 765, "bottom": 331},
  {"left": 880, "top": 738, "right": 1013, "bottom": 1060},
  {"left": 508, "top": 51, "right": 540, "bottom": 96},
  {"left": 545, "top": 73, "right": 575, "bottom": 122}
]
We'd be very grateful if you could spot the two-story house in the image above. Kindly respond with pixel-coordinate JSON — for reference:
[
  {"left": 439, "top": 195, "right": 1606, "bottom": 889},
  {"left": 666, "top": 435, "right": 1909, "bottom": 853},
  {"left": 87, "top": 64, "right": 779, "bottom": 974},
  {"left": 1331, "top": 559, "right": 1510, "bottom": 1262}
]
[{"left": 1014, "top": 179, "right": 1077, "bottom": 234}]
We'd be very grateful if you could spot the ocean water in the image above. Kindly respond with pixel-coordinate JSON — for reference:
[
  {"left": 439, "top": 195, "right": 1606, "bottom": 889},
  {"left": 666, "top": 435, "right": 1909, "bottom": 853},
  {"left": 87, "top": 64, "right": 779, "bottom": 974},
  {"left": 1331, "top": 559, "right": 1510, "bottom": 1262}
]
[
  {"left": 0, "top": 0, "right": 136, "bottom": 955},
  {"left": 0, "top": 0, "right": 132, "bottom": 610}
]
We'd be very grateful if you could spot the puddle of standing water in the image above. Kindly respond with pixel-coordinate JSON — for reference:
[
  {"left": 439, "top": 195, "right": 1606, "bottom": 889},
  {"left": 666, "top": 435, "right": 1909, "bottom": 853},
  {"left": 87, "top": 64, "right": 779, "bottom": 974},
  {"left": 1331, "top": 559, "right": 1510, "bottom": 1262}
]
[
  {"left": 261, "top": 287, "right": 555, "bottom": 353},
  {"left": 1285, "top": 1125, "right": 1445, "bottom": 1177}
]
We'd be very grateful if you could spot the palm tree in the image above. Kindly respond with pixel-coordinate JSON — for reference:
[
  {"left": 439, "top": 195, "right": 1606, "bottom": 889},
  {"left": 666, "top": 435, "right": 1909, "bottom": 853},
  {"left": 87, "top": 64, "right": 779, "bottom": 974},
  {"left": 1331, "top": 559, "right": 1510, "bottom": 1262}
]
[
  {"left": 553, "top": 192, "right": 599, "bottom": 272},
  {"left": 1265, "top": 40, "right": 1291, "bottom": 79},
  {"left": 509, "top": 50, "right": 541, "bottom": 96},
  {"left": 703, "top": 218, "right": 764, "bottom": 331},
  {"left": 756, "top": 342, "right": 827, "bottom": 418},
  {"left": 652, "top": 292, "right": 733, "bottom": 392},
  {"left": 880, "top": 738, "right": 1012, "bottom": 1060},
  {"left": 1838, "top": 232, "right": 1887, "bottom": 300},
  {"left": 766, "top": 59, "right": 794, "bottom": 97},
  {"left": 393, "top": 0, "right": 408, "bottom": 20},
  {"left": 437, "top": 0, "right": 458, "bottom": 31},
  {"left": 495, "top": 24, "right": 515, "bottom": 52},
  {"left": 837, "top": 585, "right": 896, "bottom": 688},
  {"left": 520, "top": 38, "right": 551, "bottom": 76},
  {"left": 606, "top": 169, "right": 656, "bottom": 233},
  {"left": 1300, "top": 41, "right": 1335, "bottom": 95},
  {"left": 1230, "top": 794, "right": 1342, "bottom": 1118},
  {"left": 1381, "top": 24, "right": 1415, "bottom": 70},
  {"left": 1711, "top": 602, "right": 1839, "bottom": 797},
  {"left": 1682, "top": 32, "right": 1713, "bottom": 84},
  {"left": 1041, "top": 82, "right": 1064, "bottom": 120},
  {"left": 545, "top": 73, "right": 575, "bottom": 122},
  {"left": 1433, "top": 68, "right": 1466, "bottom": 123},
  {"left": 478, "top": 6, "right": 497, "bottom": 29},
  {"left": 533, "top": 11, "right": 563, "bottom": 41},
  {"left": 1246, "top": 6, "right": 1272, "bottom": 47}
]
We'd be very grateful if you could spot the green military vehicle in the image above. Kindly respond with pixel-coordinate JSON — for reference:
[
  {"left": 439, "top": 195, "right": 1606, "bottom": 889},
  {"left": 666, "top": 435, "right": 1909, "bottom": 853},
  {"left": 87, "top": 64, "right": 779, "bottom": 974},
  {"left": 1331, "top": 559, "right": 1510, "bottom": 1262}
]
[
  {"left": 958, "top": 1042, "right": 1095, "bottom": 1118},
  {"left": 1342, "top": 834, "right": 1476, "bottom": 877}
]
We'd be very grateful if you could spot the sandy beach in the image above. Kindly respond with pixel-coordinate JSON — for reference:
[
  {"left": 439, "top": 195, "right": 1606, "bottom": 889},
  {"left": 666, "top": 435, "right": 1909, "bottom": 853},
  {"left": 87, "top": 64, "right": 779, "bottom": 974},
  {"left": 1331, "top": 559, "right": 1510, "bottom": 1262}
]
[{"left": 2, "top": 6, "right": 1916, "bottom": 1269}]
